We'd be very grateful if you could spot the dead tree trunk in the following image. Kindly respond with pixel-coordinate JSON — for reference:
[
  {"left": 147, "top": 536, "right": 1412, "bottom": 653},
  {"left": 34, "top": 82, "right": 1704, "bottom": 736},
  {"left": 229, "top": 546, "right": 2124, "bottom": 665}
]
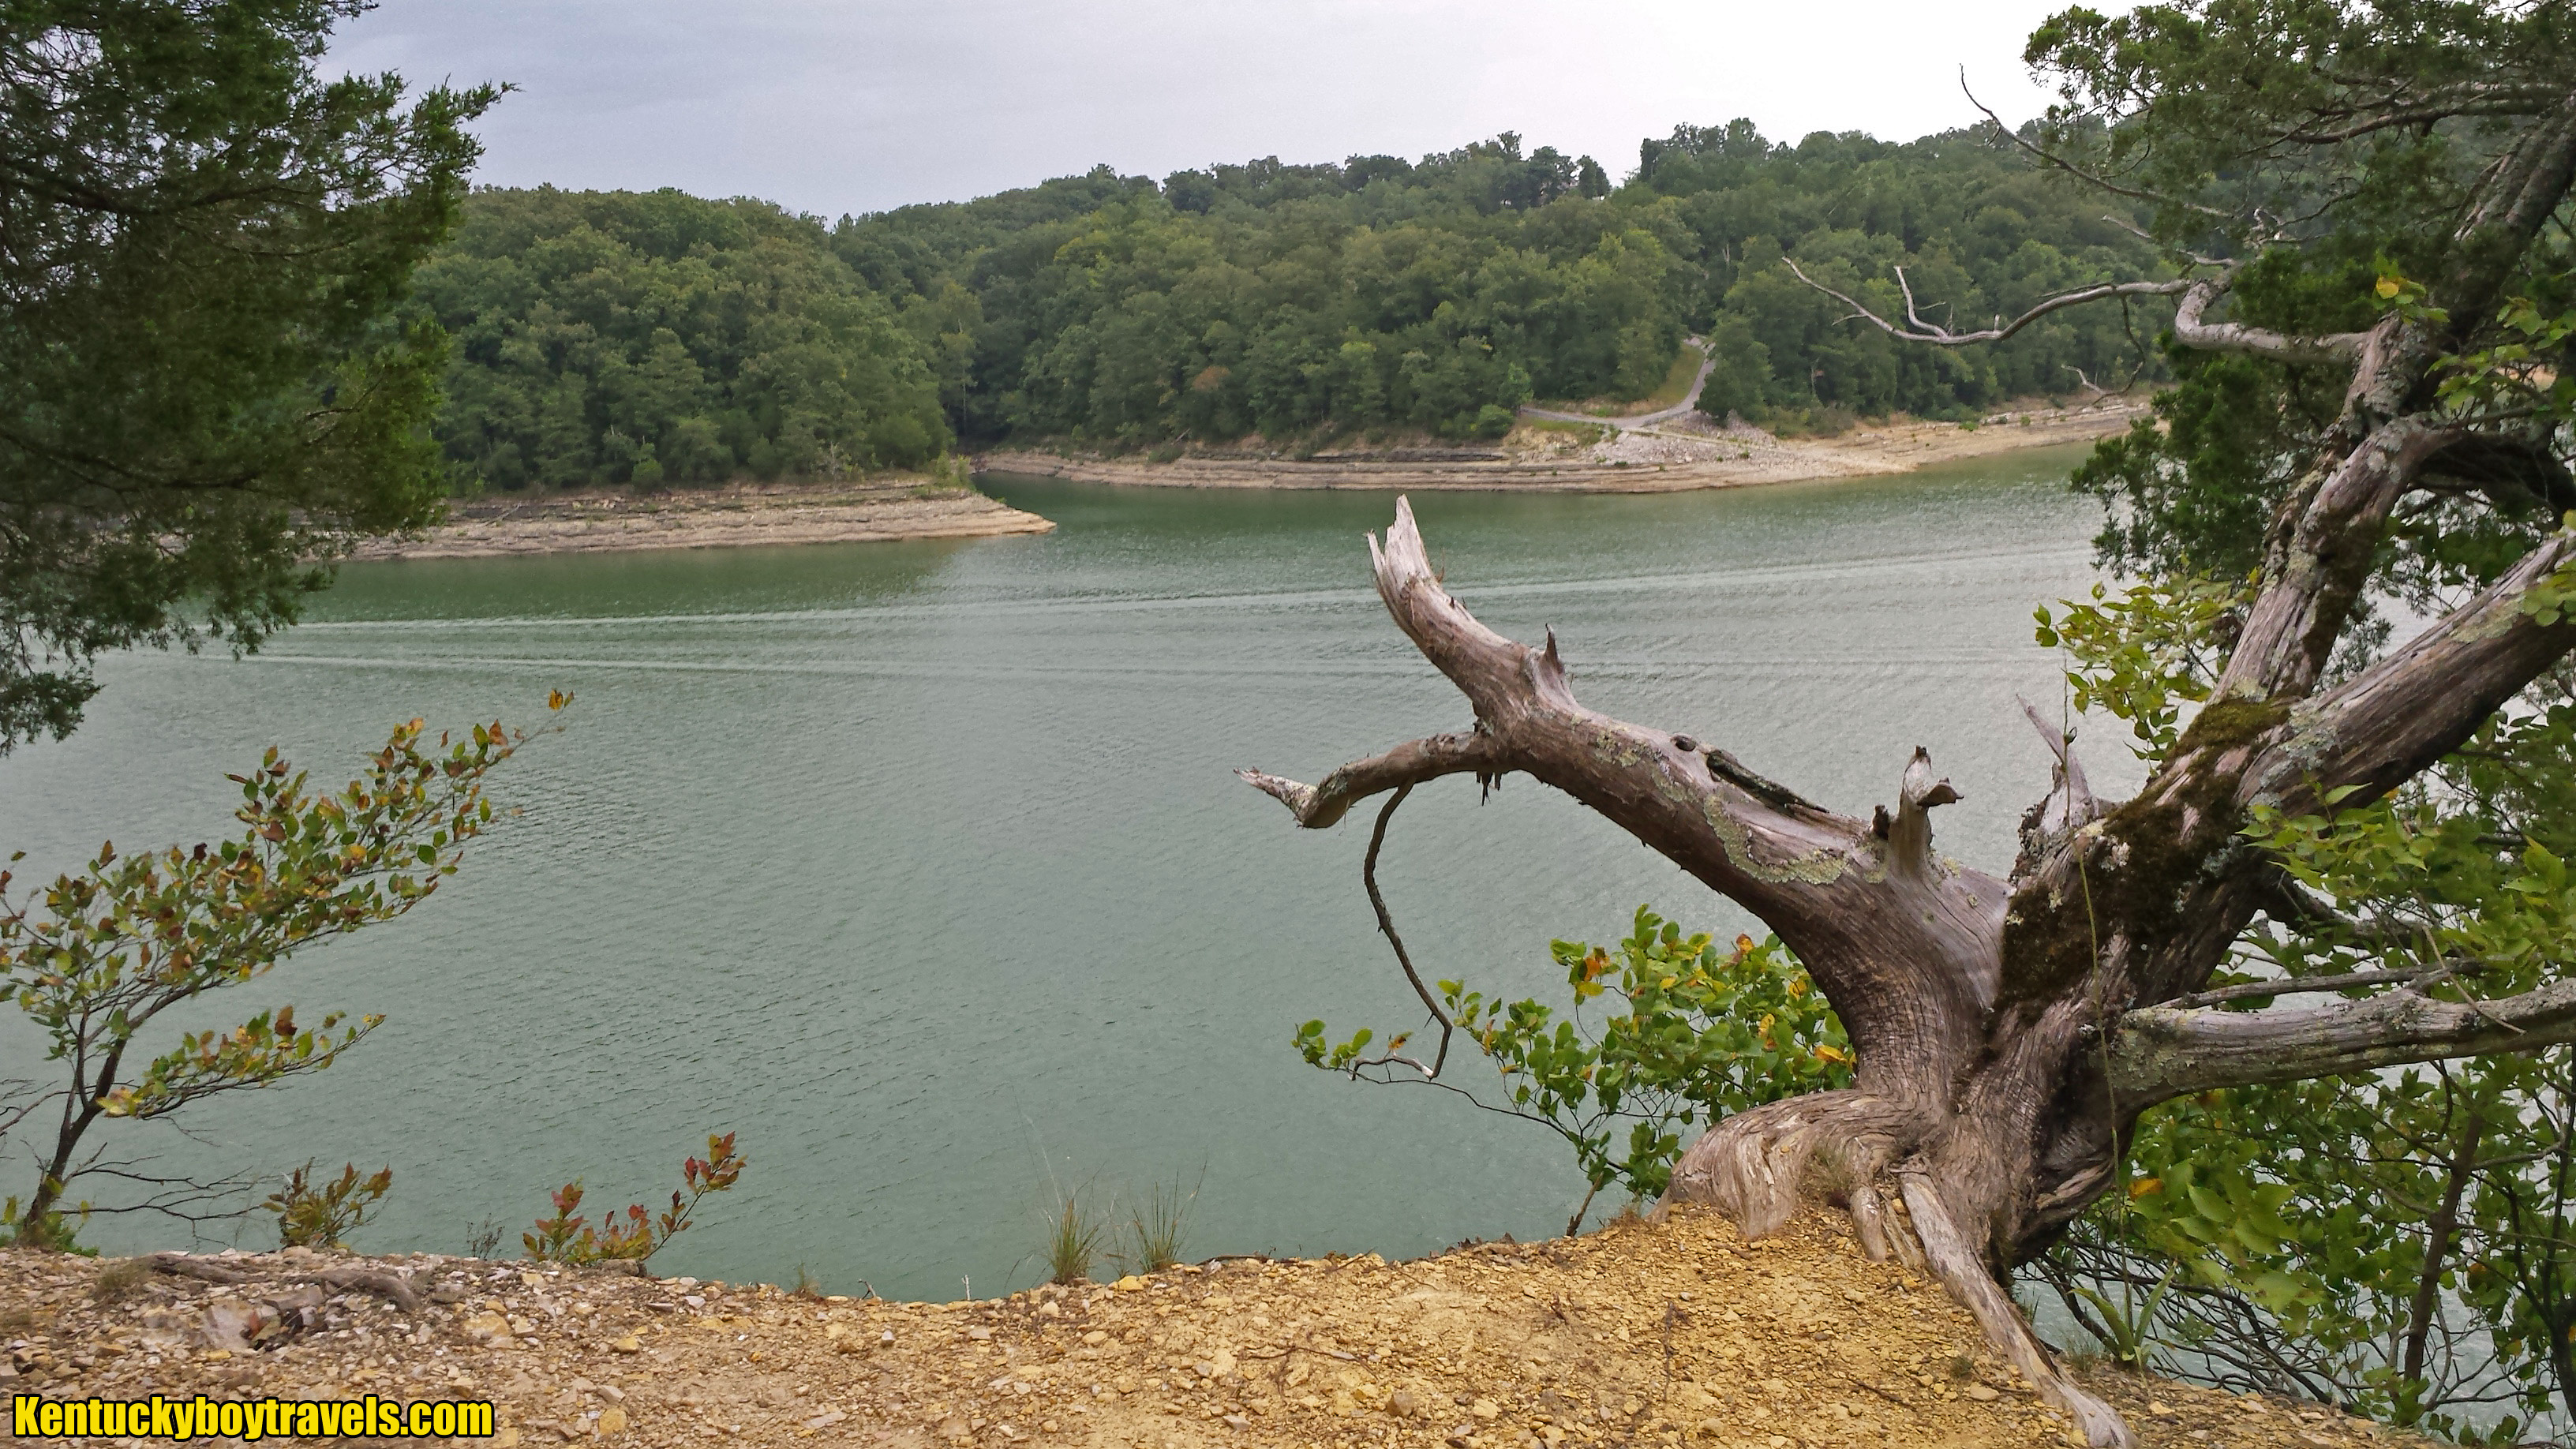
[
  {"left": 1242, "top": 493, "right": 2574, "bottom": 1443},
  {"left": 1242, "top": 84, "right": 2576, "bottom": 1447}
]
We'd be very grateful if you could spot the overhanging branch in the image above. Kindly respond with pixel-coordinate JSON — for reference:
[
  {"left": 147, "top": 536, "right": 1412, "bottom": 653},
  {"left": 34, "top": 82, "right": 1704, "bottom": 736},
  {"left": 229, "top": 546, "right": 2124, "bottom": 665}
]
[
  {"left": 1238, "top": 731, "right": 1505, "bottom": 829},
  {"left": 1237, "top": 498, "right": 2009, "bottom": 1061},
  {"left": 2109, "top": 976, "right": 2576, "bottom": 1104},
  {"left": 1781, "top": 258, "right": 2187, "bottom": 347},
  {"left": 2170, "top": 278, "right": 2370, "bottom": 365},
  {"left": 2250, "top": 525, "right": 2576, "bottom": 811}
]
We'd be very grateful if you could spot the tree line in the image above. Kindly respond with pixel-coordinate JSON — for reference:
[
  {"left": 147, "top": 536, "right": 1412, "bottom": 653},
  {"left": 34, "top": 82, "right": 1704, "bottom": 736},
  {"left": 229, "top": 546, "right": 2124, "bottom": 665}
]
[{"left": 425, "top": 122, "right": 2176, "bottom": 491}]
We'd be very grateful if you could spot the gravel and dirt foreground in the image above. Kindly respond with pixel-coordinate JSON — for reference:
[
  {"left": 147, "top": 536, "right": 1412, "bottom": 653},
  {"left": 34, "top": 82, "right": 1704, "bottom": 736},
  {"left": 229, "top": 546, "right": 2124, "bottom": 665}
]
[
  {"left": 977, "top": 396, "right": 2150, "bottom": 494},
  {"left": 343, "top": 482, "right": 1054, "bottom": 561},
  {"left": 2, "top": 1208, "right": 2425, "bottom": 1449}
]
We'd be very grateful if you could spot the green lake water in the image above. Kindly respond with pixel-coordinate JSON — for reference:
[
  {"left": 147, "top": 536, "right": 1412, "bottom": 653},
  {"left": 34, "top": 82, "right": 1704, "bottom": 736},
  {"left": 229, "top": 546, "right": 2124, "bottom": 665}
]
[{"left": 0, "top": 449, "right": 2140, "bottom": 1295}]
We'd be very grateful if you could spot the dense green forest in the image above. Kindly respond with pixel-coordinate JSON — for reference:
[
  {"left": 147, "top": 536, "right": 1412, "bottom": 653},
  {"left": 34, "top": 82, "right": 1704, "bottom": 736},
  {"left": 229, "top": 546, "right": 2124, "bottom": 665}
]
[
  {"left": 416, "top": 189, "right": 954, "bottom": 490},
  {"left": 425, "top": 122, "right": 2174, "bottom": 490}
]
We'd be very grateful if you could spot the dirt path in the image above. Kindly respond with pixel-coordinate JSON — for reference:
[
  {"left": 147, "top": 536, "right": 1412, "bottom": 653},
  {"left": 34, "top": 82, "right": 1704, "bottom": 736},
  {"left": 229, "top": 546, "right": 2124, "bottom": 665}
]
[
  {"left": 1522, "top": 342, "right": 1717, "bottom": 431},
  {"left": 2, "top": 1208, "right": 2419, "bottom": 1449},
  {"left": 979, "top": 397, "right": 2148, "bottom": 494},
  {"left": 346, "top": 484, "right": 1054, "bottom": 562}
]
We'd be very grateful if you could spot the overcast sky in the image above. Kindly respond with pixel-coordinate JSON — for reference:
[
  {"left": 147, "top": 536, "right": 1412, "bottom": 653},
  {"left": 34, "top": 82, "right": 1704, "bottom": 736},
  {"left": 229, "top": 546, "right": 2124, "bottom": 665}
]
[{"left": 331, "top": 1, "right": 2095, "bottom": 219}]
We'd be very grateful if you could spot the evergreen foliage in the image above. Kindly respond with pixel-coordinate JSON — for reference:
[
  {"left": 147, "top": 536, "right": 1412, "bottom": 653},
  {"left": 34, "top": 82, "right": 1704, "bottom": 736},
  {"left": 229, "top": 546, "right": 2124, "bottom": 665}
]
[{"left": 0, "top": 0, "right": 496, "bottom": 750}]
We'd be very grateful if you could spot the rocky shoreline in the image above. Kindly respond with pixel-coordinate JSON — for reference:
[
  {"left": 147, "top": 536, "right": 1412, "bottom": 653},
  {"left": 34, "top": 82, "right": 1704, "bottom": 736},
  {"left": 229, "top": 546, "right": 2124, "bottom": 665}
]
[
  {"left": 977, "top": 397, "right": 2149, "bottom": 494},
  {"left": 3, "top": 1208, "right": 2415, "bottom": 1449},
  {"left": 346, "top": 483, "right": 1054, "bottom": 563}
]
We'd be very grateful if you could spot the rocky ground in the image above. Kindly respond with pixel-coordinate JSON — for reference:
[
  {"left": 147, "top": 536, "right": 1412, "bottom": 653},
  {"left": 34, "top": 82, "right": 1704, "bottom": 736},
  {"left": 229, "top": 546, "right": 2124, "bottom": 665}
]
[
  {"left": 3, "top": 1208, "right": 2424, "bottom": 1449},
  {"left": 976, "top": 396, "right": 2150, "bottom": 494},
  {"left": 344, "top": 481, "right": 1054, "bottom": 560}
]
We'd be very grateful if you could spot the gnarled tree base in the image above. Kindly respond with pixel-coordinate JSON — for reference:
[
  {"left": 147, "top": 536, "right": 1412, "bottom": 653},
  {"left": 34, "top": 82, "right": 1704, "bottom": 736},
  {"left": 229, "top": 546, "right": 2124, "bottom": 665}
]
[{"left": 1244, "top": 498, "right": 2576, "bottom": 1448}]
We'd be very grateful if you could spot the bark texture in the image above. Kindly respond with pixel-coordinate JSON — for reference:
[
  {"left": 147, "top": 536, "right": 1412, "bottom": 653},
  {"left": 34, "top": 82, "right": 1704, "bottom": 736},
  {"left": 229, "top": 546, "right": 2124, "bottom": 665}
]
[{"left": 1244, "top": 77, "right": 2576, "bottom": 1449}]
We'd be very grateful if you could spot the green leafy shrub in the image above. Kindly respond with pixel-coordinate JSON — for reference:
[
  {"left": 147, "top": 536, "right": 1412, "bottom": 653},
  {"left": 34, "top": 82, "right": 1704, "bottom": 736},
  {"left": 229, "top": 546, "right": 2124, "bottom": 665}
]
[
  {"left": 1299, "top": 908, "right": 1850, "bottom": 1223},
  {"left": 0, "top": 698, "right": 564, "bottom": 1245},
  {"left": 267, "top": 1162, "right": 393, "bottom": 1249},
  {"left": 524, "top": 1132, "right": 746, "bottom": 1264}
]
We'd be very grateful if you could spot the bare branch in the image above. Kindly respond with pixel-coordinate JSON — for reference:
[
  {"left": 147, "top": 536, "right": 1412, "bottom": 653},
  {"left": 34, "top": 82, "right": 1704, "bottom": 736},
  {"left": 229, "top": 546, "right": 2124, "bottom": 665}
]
[
  {"left": 1239, "top": 498, "right": 2008, "bottom": 1069},
  {"left": 147, "top": 1252, "right": 421, "bottom": 1311},
  {"left": 1238, "top": 730, "right": 1504, "bottom": 829},
  {"left": 1782, "top": 257, "right": 2187, "bottom": 347},
  {"left": 2110, "top": 975, "right": 2576, "bottom": 1105},
  {"left": 2018, "top": 697, "right": 2099, "bottom": 833},
  {"left": 2170, "top": 278, "right": 2370, "bottom": 365},
  {"left": 2248, "top": 525, "right": 2576, "bottom": 811},
  {"left": 2166, "top": 965, "right": 2473, "bottom": 1010},
  {"left": 1885, "top": 747, "right": 1960, "bottom": 877},
  {"left": 1361, "top": 785, "right": 1455, "bottom": 1076},
  {"left": 1960, "top": 72, "right": 2226, "bottom": 222},
  {"left": 2218, "top": 414, "right": 2470, "bottom": 700},
  {"left": 2282, "top": 82, "right": 2570, "bottom": 145}
]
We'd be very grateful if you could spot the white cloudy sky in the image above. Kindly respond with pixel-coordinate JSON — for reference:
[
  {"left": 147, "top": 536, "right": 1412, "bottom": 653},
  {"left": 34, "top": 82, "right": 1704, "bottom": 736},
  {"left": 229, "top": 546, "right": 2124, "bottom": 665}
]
[{"left": 331, "top": 0, "right": 2095, "bottom": 219}]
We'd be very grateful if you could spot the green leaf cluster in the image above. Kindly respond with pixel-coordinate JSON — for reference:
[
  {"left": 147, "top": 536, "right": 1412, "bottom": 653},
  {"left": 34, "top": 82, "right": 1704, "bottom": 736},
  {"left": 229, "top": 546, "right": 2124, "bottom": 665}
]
[
  {"left": 266, "top": 1162, "right": 394, "bottom": 1251},
  {"left": 523, "top": 1132, "right": 746, "bottom": 1265},
  {"left": 2050, "top": 671, "right": 2576, "bottom": 1432},
  {"left": 0, "top": 698, "right": 560, "bottom": 1244},
  {"left": 1297, "top": 908, "right": 1850, "bottom": 1205},
  {"left": 2035, "top": 573, "right": 2248, "bottom": 754}
]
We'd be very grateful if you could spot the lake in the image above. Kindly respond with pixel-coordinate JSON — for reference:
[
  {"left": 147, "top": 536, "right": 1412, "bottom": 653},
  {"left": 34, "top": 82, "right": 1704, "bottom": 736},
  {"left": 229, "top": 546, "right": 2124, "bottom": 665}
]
[{"left": 0, "top": 447, "right": 2141, "bottom": 1297}]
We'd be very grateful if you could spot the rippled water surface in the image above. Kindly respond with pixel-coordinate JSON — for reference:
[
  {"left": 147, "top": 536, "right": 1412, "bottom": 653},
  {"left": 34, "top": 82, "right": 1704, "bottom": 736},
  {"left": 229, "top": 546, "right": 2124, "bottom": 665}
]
[{"left": 0, "top": 451, "right": 2140, "bottom": 1293}]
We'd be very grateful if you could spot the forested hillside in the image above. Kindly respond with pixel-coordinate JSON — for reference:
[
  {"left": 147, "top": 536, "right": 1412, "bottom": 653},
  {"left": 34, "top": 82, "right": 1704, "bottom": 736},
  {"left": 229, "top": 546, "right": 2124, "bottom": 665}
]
[
  {"left": 416, "top": 189, "right": 954, "bottom": 490},
  {"left": 424, "top": 122, "right": 2175, "bottom": 490}
]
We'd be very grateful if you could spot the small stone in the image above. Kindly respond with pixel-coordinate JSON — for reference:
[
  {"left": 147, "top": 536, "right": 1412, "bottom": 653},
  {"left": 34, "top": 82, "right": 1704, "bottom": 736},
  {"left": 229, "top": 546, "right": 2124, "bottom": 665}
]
[
  {"left": 1471, "top": 1400, "right": 1501, "bottom": 1421},
  {"left": 1222, "top": 1414, "right": 1250, "bottom": 1430},
  {"left": 803, "top": 1411, "right": 847, "bottom": 1430},
  {"left": 938, "top": 1417, "right": 972, "bottom": 1442},
  {"left": 1082, "top": 1331, "right": 1109, "bottom": 1346},
  {"left": 609, "top": 1337, "right": 642, "bottom": 1354},
  {"left": 1113, "top": 1277, "right": 1145, "bottom": 1293},
  {"left": 967, "top": 1327, "right": 992, "bottom": 1342},
  {"left": 1390, "top": 1390, "right": 1421, "bottom": 1418},
  {"left": 2147, "top": 1401, "right": 2174, "bottom": 1417},
  {"left": 1966, "top": 1385, "right": 1999, "bottom": 1402},
  {"left": 596, "top": 1406, "right": 628, "bottom": 1436},
  {"left": 1035, "top": 1302, "right": 1061, "bottom": 1319}
]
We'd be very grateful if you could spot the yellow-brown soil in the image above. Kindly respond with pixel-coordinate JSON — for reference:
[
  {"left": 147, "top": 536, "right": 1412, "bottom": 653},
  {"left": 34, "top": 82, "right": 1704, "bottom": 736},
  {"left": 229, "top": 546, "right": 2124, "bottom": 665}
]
[
  {"left": 2, "top": 1208, "right": 2419, "bottom": 1449},
  {"left": 346, "top": 482, "right": 1053, "bottom": 561}
]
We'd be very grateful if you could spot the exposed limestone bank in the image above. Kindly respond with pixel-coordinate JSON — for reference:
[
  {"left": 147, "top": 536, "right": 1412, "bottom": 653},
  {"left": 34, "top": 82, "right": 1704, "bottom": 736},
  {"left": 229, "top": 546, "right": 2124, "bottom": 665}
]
[
  {"left": 2, "top": 1208, "right": 2420, "bottom": 1449},
  {"left": 978, "top": 398, "right": 2150, "bottom": 494},
  {"left": 346, "top": 482, "right": 1054, "bottom": 562}
]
